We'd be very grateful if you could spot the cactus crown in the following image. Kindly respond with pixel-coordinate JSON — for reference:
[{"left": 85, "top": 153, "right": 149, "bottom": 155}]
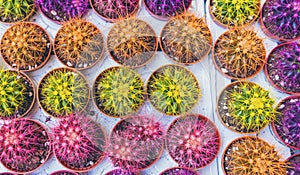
[
  {"left": 161, "top": 14, "right": 212, "bottom": 64},
  {"left": 287, "top": 154, "right": 300, "bottom": 175},
  {"left": 147, "top": 65, "right": 201, "bottom": 116},
  {"left": 105, "top": 169, "right": 136, "bottom": 175},
  {"left": 0, "top": 0, "right": 34, "bottom": 23},
  {"left": 94, "top": 67, "right": 145, "bottom": 117},
  {"left": 160, "top": 167, "right": 197, "bottom": 175},
  {"left": 39, "top": 68, "right": 89, "bottom": 117}
]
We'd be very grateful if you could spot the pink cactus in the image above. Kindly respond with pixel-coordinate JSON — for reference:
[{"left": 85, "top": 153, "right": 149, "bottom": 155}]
[
  {"left": 105, "top": 168, "right": 136, "bottom": 175},
  {"left": 160, "top": 167, "right": 197, "bottom": 175},
  {"left": 50, "top": 170, "right": 78, "bottom": 175}
]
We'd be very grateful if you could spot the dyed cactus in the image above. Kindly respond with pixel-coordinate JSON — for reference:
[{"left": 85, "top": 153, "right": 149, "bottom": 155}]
[
  {"left": 105, "top": 169, "right": 136, "bottom": 175},
  {"left": 287, "top": 154, "right": 300, "bottom": 175},
  {"left": 50, "top": 170, "right": 78, "bottom": 175},
  {"left": 160, "top": 167, "right": 197, "bottom": 175},
  {"left": 0, "top": 0, "right": 34, "bottom": 23}
]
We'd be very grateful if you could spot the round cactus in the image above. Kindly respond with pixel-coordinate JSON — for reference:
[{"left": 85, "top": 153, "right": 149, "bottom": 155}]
[
  {"left": 50, "top": 170, "right": 78, "bottom": 175},
  {"left": 0, "top": 0, "right": 35, "bottom": 23},
  {"left": 160, "top": 14, "right": 212, "bottom": 64},
  {"left": 265, "top": 42, "right": 300, "bottom": 94},
  {"left": 160, "top": 167, "right": 197, "bottom": 175},
  {"left": 166, "top": 114, "right": 220, "bottom": 169},
  {"left": 105, "top": 169, "right": 136, "bottom": 175},
  {"left": 287, "top": 154, "right": 300, "bottom": 175}
]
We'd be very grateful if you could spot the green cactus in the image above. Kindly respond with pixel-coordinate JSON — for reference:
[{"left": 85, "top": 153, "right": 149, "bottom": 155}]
[
  {"left": 0, "top": 0, "right": 35, "bottom": 23},
  {"left": 94, "top": 67, "right": 145, "bottom": 117},
  {"left": 39, "top": 68, "right": 89, "bottom": 117},
  {"left": 147, "top": 65, "right": 201, "bottom": 116}
]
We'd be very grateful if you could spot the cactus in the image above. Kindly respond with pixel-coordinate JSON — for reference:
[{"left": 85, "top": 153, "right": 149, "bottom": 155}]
[
  {"left": 54, "top": 19, "right": 104, "bottom": 69},
  {"left": 39, "top": 68, "right": 89, "bottom": 117},
  {"left": 143, "top": 0, "right": 192, "bottom": 20},
  {"left": 265, "top": 42, "right": 300, "bottom": 94},
  {"left": 51, "top": 113, "right": 106, "bottom": 171},
  {"left": 0, "top": 118, "right": 51, "bottom": 173},
  {"left": 147, "top": 65, "right": 201, "bottom": 116},
  {"left": 1, "top": 22, "right": 51, "bottom": 71},
  {"left": 91, "top": 0, "right": 139, "bottom": 22},
  {"left": 213, "top": 28, "right": 265, "bottom": 79},
  {"left": 160, "top": 167, "right": 197, "bottom": 175},
  {"left": 107, "top": 18, "right": 157, "bottom": 67},
  {"left": 166, "top": 114, "right": 220, "bottom": 169},
  {"left": 261, "top": 0, "right": 300, "bottom": 40},
  {"left": 210, "top": 0, "right": 260, "bottom": 27},
  {"left": 223, "top": 136, "right": 288, "bottom": 175},
  {"left": 36, "top": 0, "right": 88, "bottom": 23},
  {"left": 0, "top": 0, "right": 34, "bottom": 23},
  {"left": 50, "top": 170, "right": 78, "bottom": 175},
  {"left": 287, "top": 154, "right": 300, "bottom": 175},
  {"left": 273, "top": 95, "right": 300, "bottom": 149},
  {"left": 105, "top": 169, "right": 136, "bottom": 175},
  {"left": 94, "top": 67, "right": 145, "bottom": 117},
  {"left": 161, "top": 14, "right": 212, "bottom": 64}
]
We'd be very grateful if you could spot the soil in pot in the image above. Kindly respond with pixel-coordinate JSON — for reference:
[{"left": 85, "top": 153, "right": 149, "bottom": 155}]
[
  {"left": 160, "top": 167, "right": 197, "bottom": 175},
  {"left": 0, "top": 0, "right": 35, "bottom": 23},
  {"left": 105, "top": 169, "right": 137, "bottom": 175},
  {"left": 50, "top": 170, "right": 78, "bottom": 175},
  {"left": 286, "top": 154, "right": 300, "bottom": 175}
]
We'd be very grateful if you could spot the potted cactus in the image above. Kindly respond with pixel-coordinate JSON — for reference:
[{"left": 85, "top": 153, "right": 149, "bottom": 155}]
[
  {"left": 265, "top": 42, "right": 300, "bottom": 94},
  {"left": 0, "top": 118, "right": 51, "bottom": 174},
  {"left": 143, "top": 0, "right": 192, "bottom": 20},
  {"left": 38, "top": 68, "right": 89, "bottom": 118},
  {"left": 0, "top": 69, "right": 35, "bottom": 119},
  {"left": 51, "top": 113, "right": 106, "bottom": 172},
  {"left": 272, "top": 95, "right": 300, "bottom": 150},
  {"left": 217, "top": 81, "right": 278, "bottom": 133},
  {"left": 222, "top": 136, "right": 288, "bottom": 175},
  {"left": 91, "top": 0, "right": 139, "bottom": 22},
  {"left": 107, "top": 18, "right": 158, "bottom": 67},
  {"left": 260, "top": 0, "right": 300, "bottom": 41},
  {"left": 105, "top": 169, "right": 137, "bottom": 175},
  {"left": 93, "top": 66, "right": 145, "bottom": 118},
  {"left": 54, "top": 19, "right": 104, "bottom": 70},
  {"left": 213, "top": 28, "right": 266, "bottom": 79},
  {"left": 36, "top": 0, "right": 89, "bottom": 24},
  {"left": 209, "top": 0, "right": 260, "bottom": 27},
  {"left": 0, "top": 0, "right": 35, "bottom": 23},
  {"left": 147, "top": 65, "right": 201, "bottom": 116},
  {"left": 50, "top": 170, "right": 78, "bottom": 175},
  {"left": 286, "top": 153, "right": 300, "bottom": 175},
  {"left": 159, "top": 167, "right": 197, "bottom": 175},
  {"left": 106, "top": 115, "right": 164, "bottom": 170},
  {"left": 160, "top": 14, "right": 213, "bottom": 64},
  {"left": 166, "top": 114, "right": 221, "bottom": 169}
]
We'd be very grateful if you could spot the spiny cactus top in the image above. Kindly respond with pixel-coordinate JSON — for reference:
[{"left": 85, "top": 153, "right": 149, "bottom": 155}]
[
  {"left": 210, "top": 0, "right": 260, "bottom": 27},
  {"left": 36, "top": 0, "right": 89, "bottom": 23},
  {"left": 273, "top": 95, "right": 300, "bottom": 150},
  {"left": 54, "top": 19, "right": 104, "bottom": 69},
  {"left": 105, "top": 169, "right": 136, "bottom": 175},
  {"left": 91, "top": 0, "right": 139, "bottom": 22},
  {"left": 0, "top": 118, "right": 51, "bottom": 173},
  {"left": 265, "top": 42, "right": 300, "bottom": 94},
  {"left": 107, "top": 18, "right": 157, "bottom": 67},
  {"left": 287, "top": 154, "right": 300, "bottom": 175},
  {"left": 166, "top": 114, "right": 220, "bottom": 169},
  {"left": 1, "top": 22, "right": 51, "bottom": 71},
  {"left": 50, "top": 170, "right": 78, "bottom": 175},
  {"left": 160, "top": 167, "right": 197, "bottom": 175},
  {"left": 218, "top": 81, "right": 278, "bottom": 133},
  {"left": 147, "top": 65, "right": 201, "bottom": 116},
  {"left": 261, "top": 0, "right": 300, "bottom": 41},
  {"left": 94, "top": 67, "right": 145, "bottom": 118},
  {"left": 213, "top": 28, "right": 266, "bottom": 79},
  {"left": 38, "top": 68, "right": 89, "bottom": 117},
  {"left": 223, "top": 137, "right": 288, "bottom": 175},
  {"left": 143, "top": 0, "right": 192, "bottom": 20},
  {"left": 160, "top": 14, "right": 212, "bottom": 64},
  {"left": 0, "top": 0, "right": 35, "bottom": 23}
]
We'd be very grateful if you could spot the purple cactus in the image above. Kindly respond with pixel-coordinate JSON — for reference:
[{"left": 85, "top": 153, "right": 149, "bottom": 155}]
[
  {"left": 143, "top": 0, "right": 192, "bottom": 20},
  {"left": 287, "top": 154, "right": 300, "bottom": 175},
  {"left": 105, "top": 168, "right": 136, "bottom": 175},
  {"left": 265, "top": 42, "right": 300, "bottom": 94},
  {"left": 50, "top": 170, "right": 78, "bottom": 175},
  {"left": 51, "top": 113, "right": 106, "bottom": 171},
  {"left": 36, "top": 0, "right": 89, "bottom": 23},
  {"left": 160, "top": 167, "right": 197, "bottom": 175},
  {"left": 166, "top": 114, "right": 220, "bottom": 169},
  {"left": 261, "top": 0, "right": 300, "bottom": 40},
  {"left": 273, "top": 95, "right": 300, "bottom": 149}
]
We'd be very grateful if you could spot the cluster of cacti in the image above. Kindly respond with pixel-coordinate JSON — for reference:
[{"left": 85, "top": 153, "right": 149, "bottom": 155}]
[
  {"left": 143, "top": 0, "right": 192, "bottom": 20},
  {"left": 287, "top": 154, "right": 300, "bottom": 175},
  {"left": 107, "top": 116, "right": 164, "bottom": 170},
  {"left": 147, "top": 65, "right": 200, "bottom": 116},
  {"left": 39, "top": 68, "right": 89, "bottom": 117},
  {"left": 160, "top": 167, "right": 197, "bottom": 175},
  {"left": 0, "top": 0, "right": 34, "bottom": 23},
  {"left": 50, "top": 170, "right": 78, "bottom": 175},
  {"left": 107, "top": 18, "right": 157, "bottom": 67},
  {"left": 36, "top": 0, "right": 89, "bottom": 23},
  {"left": 273, "top": 96, "right": 300, "bottom": 149},
  {"left": 91, "top": 0, "right": 139, "bottom": 22},
  {"left": 54, "top": 19, "right": 104, "bottom": 69},
  {"left": 166, "top": 114, "right": 220, "bottom": 169},
  {"left": 210, "top": 0, "right": 260, "bottom": 27},
  {"left": 213, "top": 28, "right": 265, "bottom": 79},
  {"left": 223, "top": 137, "right": 288, "bottom": 175},
  {"left": 266, "top": 42, "right": 300, "bottom": 94},
  {"left": 105, "top": 168, "right": 136, "bottom": 175},
  {"left": 0, "top": 118, "right": 51, "bottom": 173},
  {"left": 51, "top": 113, "right": 106, "bottom": 171},
  {"left": 161, "top": 14, "right": 212, "bottom": 64},
  {"left": 261, "top": 0, "right": 300, "bottom": 40},
  {"left": 1, "top": 22, "right": 51, "bottom": 71},
  {"left": 94, "top": 67, "right": 145, "bottom": 117}
]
